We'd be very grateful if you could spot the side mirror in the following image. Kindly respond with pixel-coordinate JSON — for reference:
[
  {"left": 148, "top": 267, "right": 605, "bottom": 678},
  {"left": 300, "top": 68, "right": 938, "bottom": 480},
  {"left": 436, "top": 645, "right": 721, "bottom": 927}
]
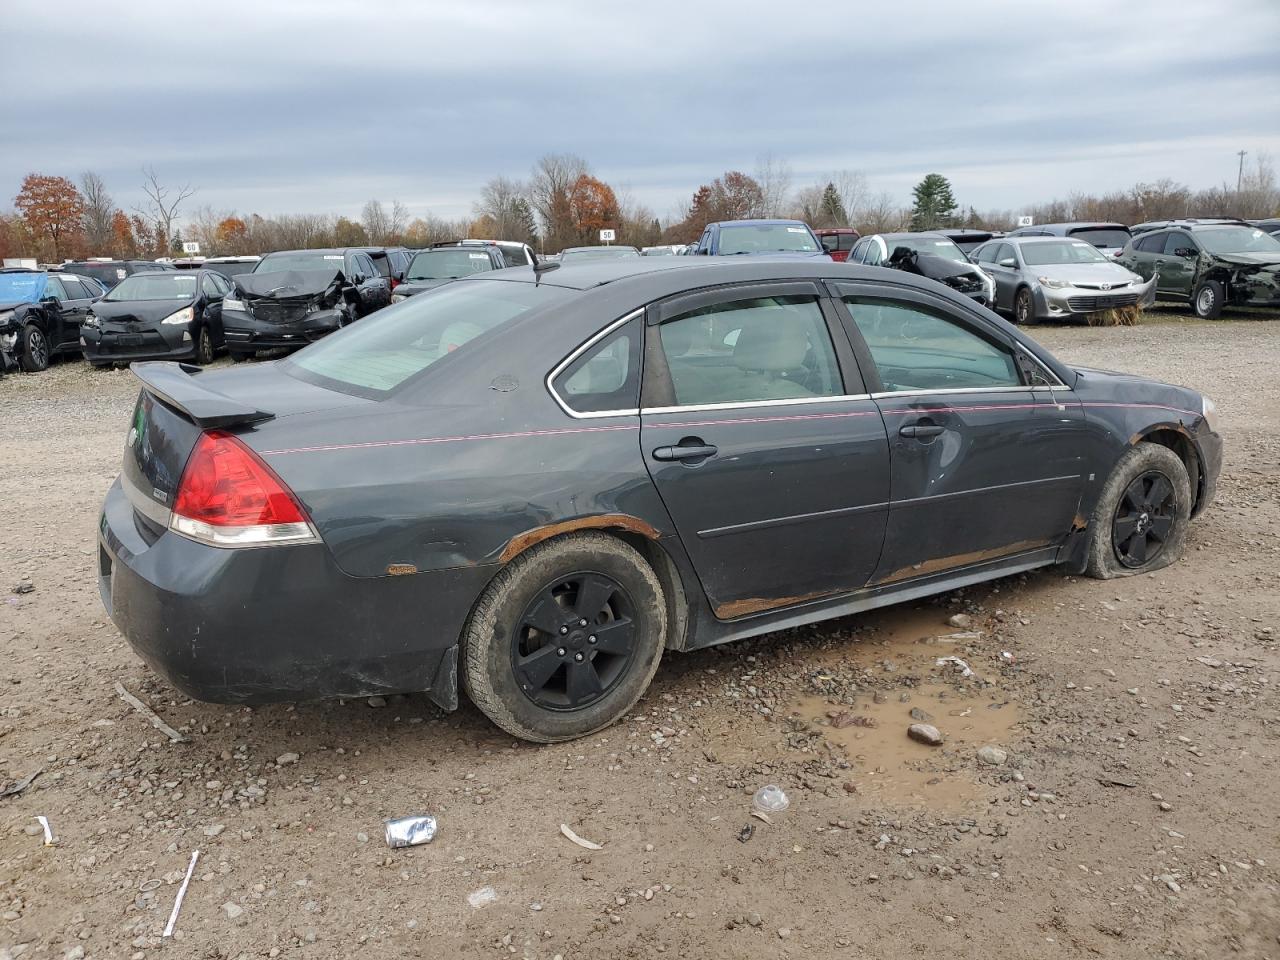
[
  {"left": 998, "top": 258, "right": 1016, "bottom": 268},
  {"left": 1174, "top": 247, "right": 1196, "bottom": 258},
  {"left": 40, "top": 295, "right": 59, "bottom": 305}
]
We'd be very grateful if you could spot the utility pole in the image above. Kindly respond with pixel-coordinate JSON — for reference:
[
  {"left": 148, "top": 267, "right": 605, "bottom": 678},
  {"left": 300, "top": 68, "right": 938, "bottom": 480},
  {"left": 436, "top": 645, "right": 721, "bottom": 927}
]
[{"left": 1237, "top": 150, "right": 1247, "bottom": 192}]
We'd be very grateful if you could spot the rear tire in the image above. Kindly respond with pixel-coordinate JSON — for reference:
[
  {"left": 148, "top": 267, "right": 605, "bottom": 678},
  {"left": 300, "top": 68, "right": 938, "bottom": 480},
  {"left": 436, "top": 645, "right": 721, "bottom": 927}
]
[
  {"left": 1085, "top": 443, "right": 1191, "bottom": 579},
  {"left": 1014, "top": 287, "right": 1035, "bottom": 325},
  {"left": 462, "top": 532, "right": 667, "bottom": 743},
  {"left": 1193, "top": 280, "right": 1224, "bottom": 320},
  {"left": 19, "top": 324, "right": 49, "bottom": 372}
]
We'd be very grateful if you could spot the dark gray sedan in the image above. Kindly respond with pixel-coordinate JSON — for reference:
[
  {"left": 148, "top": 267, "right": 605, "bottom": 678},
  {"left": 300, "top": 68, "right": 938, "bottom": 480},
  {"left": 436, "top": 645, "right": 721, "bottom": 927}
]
[{"left": 99, "top": 258, "right": 1221, "bottom": 741}]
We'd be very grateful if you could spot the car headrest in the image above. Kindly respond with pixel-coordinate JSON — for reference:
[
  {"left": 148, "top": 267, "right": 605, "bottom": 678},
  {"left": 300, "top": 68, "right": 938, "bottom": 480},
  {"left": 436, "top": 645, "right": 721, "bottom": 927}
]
[{"left": 733, "top": 314, "right": 809, "bottom": 373}]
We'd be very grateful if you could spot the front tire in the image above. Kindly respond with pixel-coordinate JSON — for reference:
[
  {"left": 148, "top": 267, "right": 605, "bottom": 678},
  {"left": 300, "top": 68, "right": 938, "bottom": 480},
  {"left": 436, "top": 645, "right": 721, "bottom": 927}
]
[
  {"left": 1085, "top": 443, "right": 1191, "bottom": 579},
  {"left": 1014, "top": 287, "right": 1035, "bottom": 325},
  {"left": 194, "top": 326, "right": 215, "bottom": 365},
  {"left": 1193, "top": 280, "right": 1224, "bottom": 320},
  {"left": 462, "top": 532, "right": 667, "bottom": 743},
  {"left": 19, "top": 324, "right": 49, "bottom": 372}
]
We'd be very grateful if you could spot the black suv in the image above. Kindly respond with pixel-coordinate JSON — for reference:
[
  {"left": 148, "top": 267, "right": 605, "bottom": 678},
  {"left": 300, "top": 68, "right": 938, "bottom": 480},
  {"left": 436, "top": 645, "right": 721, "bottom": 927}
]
[
  {"left": 392, "top": 244, "right": 507, "bottom": 300},
  {"left": 0, "top": 269, "right": 103, "bottom": 372},
  {"left": 221, "top": 249, "right": 392, "bottom": 358},
  {"left": 1119, "top": 222, "right": 1280, "bottom": 318},
  {"left": 60, "top": 259, "right": 174, "bottom": 292}
]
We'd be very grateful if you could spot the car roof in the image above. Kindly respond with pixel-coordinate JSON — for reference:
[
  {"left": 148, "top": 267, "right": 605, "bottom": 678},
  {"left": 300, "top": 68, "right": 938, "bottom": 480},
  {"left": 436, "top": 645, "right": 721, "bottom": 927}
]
[
  {"left": 877, "top": 232, "right": 947, "bottom": 240},
  {"left": 813, "top": 227, "right": 858, "bottom": 234},
  {"left": 263, "top": 248, "right": 348, "bottom": 256},
  {"left": 1004, "top": 235, "right": 1095, "bottom": 244},
  {"left": 561, "top": 245, "right": 638, "bottom": 253},
  {"left": 710, "top": 219, "right": 809, "bottom": 227}
]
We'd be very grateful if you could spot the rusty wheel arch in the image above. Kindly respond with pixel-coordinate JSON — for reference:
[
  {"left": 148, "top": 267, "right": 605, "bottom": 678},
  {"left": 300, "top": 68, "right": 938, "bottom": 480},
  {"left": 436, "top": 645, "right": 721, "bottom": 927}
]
[
  {"left": 1131, "top": 427, "right": 1203, "bottom": 513},
  {"left": 497, "top": 515, "right": 691, "bottom": 651}
]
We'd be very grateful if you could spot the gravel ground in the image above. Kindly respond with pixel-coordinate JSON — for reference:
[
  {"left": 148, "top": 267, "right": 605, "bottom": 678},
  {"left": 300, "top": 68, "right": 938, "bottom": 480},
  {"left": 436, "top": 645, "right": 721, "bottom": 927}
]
[{"left": 2, "top": 312, "right": 1278, "bottom": 960}]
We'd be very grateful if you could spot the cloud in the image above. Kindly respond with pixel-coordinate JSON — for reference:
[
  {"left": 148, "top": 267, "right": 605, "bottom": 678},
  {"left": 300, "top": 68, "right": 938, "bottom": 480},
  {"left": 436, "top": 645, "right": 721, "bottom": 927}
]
[{"left": 1, "top": 0, "right": 1277, "bottom": 224}]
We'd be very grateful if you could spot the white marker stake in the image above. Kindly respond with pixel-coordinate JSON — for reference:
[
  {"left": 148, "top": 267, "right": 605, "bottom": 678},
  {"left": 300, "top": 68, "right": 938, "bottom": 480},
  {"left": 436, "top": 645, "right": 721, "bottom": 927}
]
[
  {"left": 163, "top": 850, "right": 200, "bottom": 938},
  {"left": 35, "top": 816, "right": 54, "bottom": 845}
]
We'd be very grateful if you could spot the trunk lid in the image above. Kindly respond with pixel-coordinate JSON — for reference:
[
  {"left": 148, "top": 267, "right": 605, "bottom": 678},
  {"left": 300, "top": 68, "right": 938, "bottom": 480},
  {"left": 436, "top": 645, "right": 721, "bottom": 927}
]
[{"left": 120, "top": 361, "right": 368, "bottom": 539}]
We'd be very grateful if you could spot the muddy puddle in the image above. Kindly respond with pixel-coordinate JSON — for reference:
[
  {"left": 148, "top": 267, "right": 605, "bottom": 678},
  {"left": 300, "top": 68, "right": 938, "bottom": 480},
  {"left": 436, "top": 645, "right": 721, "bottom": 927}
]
[{"left": 787, "top": 606, "right": 1024, "bottom": 812}]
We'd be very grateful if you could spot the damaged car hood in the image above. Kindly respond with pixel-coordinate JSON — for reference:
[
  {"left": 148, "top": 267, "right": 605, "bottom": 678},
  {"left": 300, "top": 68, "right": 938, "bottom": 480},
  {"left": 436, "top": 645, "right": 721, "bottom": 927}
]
[
  {"left": 1213, "top": 252, "right": 1280, "bottom": 269},
  {"left": 235, "top": 269, "right": 345, "bottom": 299}
]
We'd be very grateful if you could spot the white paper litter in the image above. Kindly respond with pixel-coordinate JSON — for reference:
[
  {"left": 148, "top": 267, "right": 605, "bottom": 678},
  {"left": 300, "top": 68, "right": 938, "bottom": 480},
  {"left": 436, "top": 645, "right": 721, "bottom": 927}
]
[{"left": 559, "top": 823, "right": 603, "bottom": 850}]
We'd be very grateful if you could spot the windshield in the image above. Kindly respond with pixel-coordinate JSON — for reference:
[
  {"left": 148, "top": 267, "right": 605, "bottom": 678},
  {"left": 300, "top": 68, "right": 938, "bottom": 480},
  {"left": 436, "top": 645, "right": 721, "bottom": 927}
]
[
  {"left": 560, "top": 247, "right": 640, "bottom": 262},
  {"left": 1195, "top": 227, "right": 1280, "bottom": 254},
  {"left": 66, "top": 262, "right": 131, "bottom": 285},
  {"left": 889, "top": 237, "right": 969, "bottom": 263},
  {"left": 286, "top": 281, "right": 569, "bottom": 395},
  {"left": 407, "top": 249, "right": 496, "bottom": 280},
  {"left": 255, "top": 252, "right": 346, "bottom": 273},
  {"left": 718, "top": 223, "right": 819, "bottom": 255},
  {"left": 105, "top": 273, "right": 200, "bottom": 301},
  {"left": 0, "top": 272, "right": 47, "bottom": 303},
  {"left": 1069, "top": 228, "right": 1130, "bottom": 249},
  {"left": 1020, "top": 241, "right": 1110, "bottom": 266}
]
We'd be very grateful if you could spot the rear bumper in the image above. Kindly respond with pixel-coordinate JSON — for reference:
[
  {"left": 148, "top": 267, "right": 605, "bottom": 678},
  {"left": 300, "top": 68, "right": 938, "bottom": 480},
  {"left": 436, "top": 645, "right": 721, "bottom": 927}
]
[
  {"left": 97, "top": 477, "right": 493, "bottom": 707},
  {"left": 222, "top": 306, "right": 344, "bottom": 352},
  {"left": 81, "top": 326, "right": 196, "bottom": 364}
]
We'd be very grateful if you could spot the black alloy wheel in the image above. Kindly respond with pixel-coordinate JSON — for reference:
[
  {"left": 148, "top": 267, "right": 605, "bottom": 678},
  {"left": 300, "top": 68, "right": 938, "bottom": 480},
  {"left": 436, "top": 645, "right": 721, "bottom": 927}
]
[
  {"left": 1111, "top": 470, "right": 1177, "bottom": 568},
  {"left": 511, "top": 571, "right": 636, "bottom": 711}
]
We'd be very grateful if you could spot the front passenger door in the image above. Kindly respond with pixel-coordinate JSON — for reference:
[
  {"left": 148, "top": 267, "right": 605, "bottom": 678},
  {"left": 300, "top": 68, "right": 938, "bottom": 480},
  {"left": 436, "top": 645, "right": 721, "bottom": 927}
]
[
  {"left": 832, "top": 284, "right": 1084, "bottom": 586},
  {"left": 639, "top": 283, "right": 891, "bottom": 619},
  {"left": 1159, "top": 232, "right": 1198, "bottom": 299}
]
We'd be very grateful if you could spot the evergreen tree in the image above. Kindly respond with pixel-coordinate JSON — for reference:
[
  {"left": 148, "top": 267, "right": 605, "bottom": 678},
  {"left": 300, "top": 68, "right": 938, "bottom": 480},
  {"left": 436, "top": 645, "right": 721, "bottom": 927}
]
[
  {"left": 819, "top": 182, "right": 848, "bottom": 227},
  {"left": 910, "top": 173, "right": 958, "bottom": 231}
]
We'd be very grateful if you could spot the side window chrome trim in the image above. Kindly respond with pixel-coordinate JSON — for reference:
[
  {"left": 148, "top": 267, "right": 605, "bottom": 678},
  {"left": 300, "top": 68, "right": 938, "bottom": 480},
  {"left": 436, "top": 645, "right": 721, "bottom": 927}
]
[
  {"left": 868, "top": 385, "right": 1027, "bottom": 399},
  {"left": 643, "top": 393, "right": 872, "bottom": 416},
  {"left": 545, "top": 308, "right": 644, "bottom": 420}
]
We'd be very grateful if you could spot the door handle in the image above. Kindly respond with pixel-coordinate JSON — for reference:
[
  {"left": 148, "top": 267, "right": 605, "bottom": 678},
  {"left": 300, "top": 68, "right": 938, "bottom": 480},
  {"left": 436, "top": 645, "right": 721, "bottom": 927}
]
[
  {"left": 899, "top": 421, "right": 944, "bottom": 440},
  {"left": 652, "top": 441, "right": 718, "bottom": 462}
]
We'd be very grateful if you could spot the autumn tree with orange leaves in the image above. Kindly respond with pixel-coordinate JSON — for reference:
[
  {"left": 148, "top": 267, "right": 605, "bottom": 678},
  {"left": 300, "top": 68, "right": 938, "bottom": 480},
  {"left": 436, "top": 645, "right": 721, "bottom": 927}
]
[
  {"left": 14, "top": 174, "right": 86, "bottom": 261},
  {"left": 110, "top": 211, "right": 137, "bottom": 258},
  {"left": 215, "top": 217, "right": 249, "bottom": 251},
  {"left": 567, "top": 174, "right": 619, "bottom": 245}
]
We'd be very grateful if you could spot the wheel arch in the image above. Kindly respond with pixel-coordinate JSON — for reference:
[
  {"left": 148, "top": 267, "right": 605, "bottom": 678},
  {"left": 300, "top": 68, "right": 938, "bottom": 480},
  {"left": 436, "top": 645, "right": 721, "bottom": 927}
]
[
  {"left": 1131, "top": 426, "right": 1204, "bottom": 514},
  {"left": 496, "top": 515, "right": 691, "bottom": 651}
]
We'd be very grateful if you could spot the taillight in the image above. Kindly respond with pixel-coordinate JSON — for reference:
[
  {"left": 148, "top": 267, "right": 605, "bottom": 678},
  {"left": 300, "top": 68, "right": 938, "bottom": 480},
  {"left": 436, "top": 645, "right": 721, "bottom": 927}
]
[
  {"left": 170, "top": 431, "right": 318, "bottom": 547},
  {"left": 390, "top": 278, "right": 400, "bottom": 290}
]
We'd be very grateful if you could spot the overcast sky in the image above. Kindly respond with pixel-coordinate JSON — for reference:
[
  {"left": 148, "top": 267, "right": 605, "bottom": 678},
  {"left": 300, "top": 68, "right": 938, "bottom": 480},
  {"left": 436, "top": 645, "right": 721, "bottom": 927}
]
[{"left": 3, "top": 0, "right": 1278, "bottom": 226}]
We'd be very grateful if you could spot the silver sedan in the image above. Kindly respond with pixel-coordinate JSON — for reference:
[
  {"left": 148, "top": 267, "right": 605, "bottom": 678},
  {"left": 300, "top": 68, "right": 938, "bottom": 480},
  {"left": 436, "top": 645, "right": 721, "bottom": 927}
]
[{"left": 971, "top": 236, "right": 1155, "bottom": 323}]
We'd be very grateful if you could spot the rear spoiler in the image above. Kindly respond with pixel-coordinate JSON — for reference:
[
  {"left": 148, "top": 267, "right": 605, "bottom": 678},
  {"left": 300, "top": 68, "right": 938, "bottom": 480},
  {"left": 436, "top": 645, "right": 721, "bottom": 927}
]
[{"left": 131, "top": 362, "right": 273, "bottom": 429}]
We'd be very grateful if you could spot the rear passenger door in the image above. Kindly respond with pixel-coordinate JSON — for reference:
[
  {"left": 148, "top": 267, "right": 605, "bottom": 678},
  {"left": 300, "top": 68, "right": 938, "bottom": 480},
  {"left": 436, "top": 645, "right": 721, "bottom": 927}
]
[
  {"left": 830, "top": 282, "right": 1085, "bottom": 586},
  {"left": 980, "top": 243, "right": 1018, "bottom": 311},
  {"left": 639, "top": 282, "right": 891, "bottom": 619}
]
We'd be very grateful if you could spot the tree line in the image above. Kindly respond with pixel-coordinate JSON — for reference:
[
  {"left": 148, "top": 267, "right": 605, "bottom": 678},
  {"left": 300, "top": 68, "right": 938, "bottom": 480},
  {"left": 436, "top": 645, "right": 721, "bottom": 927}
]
[{"left": 2, "top": 153, "right": 1276, "bottom": 263}]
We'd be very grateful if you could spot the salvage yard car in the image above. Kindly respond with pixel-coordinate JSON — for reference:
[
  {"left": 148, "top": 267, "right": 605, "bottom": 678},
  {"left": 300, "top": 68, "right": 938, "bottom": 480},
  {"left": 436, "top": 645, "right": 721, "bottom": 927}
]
[
  {"left": 82, "top": 269, "right": 231, "bottom": 367},
  {"left": 559, "top": 245, "right": 641, "bottom": 263},
  {"left": 971, "top": 236, "right": 1153, "bottom": 324},
  {"left": 1005, "top": 222, "right": 1132, "bottom": 258},
  {"left": 61, "top": 258, "right": 174, "bottom": 291},
  {"left": 851, "top": 232, "right": 996, "bottom": 307},
  {"left": 0, "top": 269, "right": 103, "bottom": 372},
  {"left": 391, "top": 244, "right": 507, "bottom": 301},
  {"left": 692, "top": 219, "right": 829, "bottom": 258},
  {"left": 1118, "top": 222, "right": 1280, "bottom": 318},
  {"left": 221, "top": 248, "right": 391, "bottom": 359},
  {"left": 98, "top": 258, "right": 1221, "bottom": 742}
]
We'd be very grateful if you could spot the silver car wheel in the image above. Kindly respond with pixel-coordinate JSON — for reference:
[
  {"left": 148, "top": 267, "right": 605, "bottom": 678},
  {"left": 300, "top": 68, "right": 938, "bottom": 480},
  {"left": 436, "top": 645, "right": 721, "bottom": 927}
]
[{"left": 1196, "top": 286, "right": 1214, "bottom": 315}]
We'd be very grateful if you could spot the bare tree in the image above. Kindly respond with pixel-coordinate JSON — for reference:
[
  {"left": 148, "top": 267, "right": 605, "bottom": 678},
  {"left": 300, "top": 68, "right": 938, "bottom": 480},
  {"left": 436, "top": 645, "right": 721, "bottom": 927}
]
[
  {"left": 855, "top": 191, "right": 909, "bottom": 234},
  {"left": 476, "top": 177, "right": 532, "bottom": 239},
  {"left": 831, "top": 170, "right": 869, "bottom": 223},
  {"left": 754, "top": 153, "right": 793, "bottom": 218},
  {"left": 389, "top": 200, "right": 409, "bottom": 242},
  {"left": 530, "top": 153, "right": 590, "bottom": 249},
  {"left": 133, "top": 167, "right": 196, "bottom": 251},
  {"left": 80, "top": 172, "right": 115, "bottom": 253},
  {"left": 186, "top": 204, "right": 234, "bottom": 256},
  {"left": 361, "top": 200, "right": 390, "bottom": 244}
]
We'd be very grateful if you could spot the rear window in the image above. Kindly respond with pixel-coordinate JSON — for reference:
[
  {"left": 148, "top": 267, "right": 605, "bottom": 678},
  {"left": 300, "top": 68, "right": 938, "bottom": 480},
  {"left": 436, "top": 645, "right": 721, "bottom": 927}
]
[
  {"left": 66, "top": 262, "right": 130, "bottom": 285},
  {"left": 407, "top": 249, "right": 497, "bottom": 280},
  {"left": 1068, "top": 227, "right": 1130, "bottom": 249},
  {"left": 285, "top": 281, "right": 568, "bottom": 395}
]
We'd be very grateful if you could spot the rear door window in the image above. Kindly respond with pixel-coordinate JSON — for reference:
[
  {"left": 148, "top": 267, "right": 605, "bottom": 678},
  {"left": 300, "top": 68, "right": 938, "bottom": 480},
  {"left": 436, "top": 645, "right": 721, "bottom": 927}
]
[
  {"left": 655, "top": 296, "right": 841, "bottom": 406},
  {"left": 1163, "top": 233, "right": 1194, "bottom": 255},
  {"left": 843, "top": 298, "right": 1020, "bottom": 392},
  {"left": 61, "top": 278, "right": 91, "bottom": 300}
]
